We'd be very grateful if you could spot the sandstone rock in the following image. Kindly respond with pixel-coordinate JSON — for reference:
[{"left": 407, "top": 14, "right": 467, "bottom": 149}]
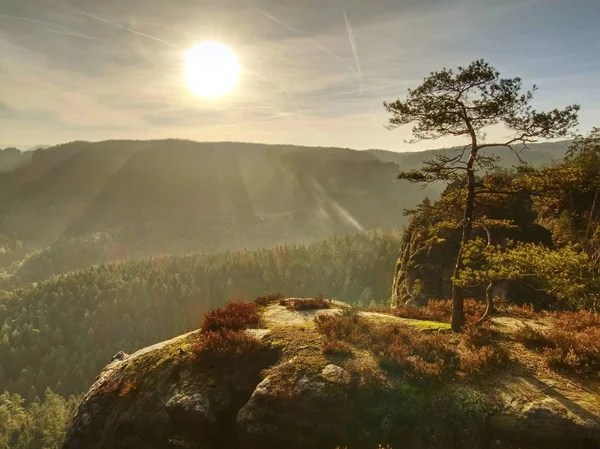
[
  {"left": 111, "top": 351, "right": 128, "bottom": 362},
  {"left": 63, "top": 310, "right": 600, "bottom": 449},
  {"left": 321, "top": 364, "right": 350, "bottom": 384}
]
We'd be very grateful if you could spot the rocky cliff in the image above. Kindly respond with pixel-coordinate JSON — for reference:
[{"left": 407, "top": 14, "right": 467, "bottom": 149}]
[{"left": 63, "top": 299, "right": 600, "bottom": 449}]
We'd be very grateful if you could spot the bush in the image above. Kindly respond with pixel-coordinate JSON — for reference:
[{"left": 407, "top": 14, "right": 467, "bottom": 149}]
[
  {"left": 494, "top": 301, "right": 537, "bottom": 319},
  {"left": 280, "top": 295, "right": 331, "bottom": 311},
  {"left": 315, "top": 308, "right": 371, "bottom": 349},
  {"left": 322, "top": 339, "right": 354, "bottom": 356},
  {"left": 459, "top": 345, "right": 506, "bottom": 376},
  {"left": 547, "top": 310, "right": 600, "bottom": 332},
  {"left": 459, "top": 324, "right": 507, "bottom": 376},
  {"left": 344, "top": 359, "right": 387, "bottom": 389},
  {"left": 254, "top": 292, "right": 285, "bottom": 306},
  {"left": 200, "top": 301, "right": 261, "bottom": 333},
  {"left": 195, "top": 329, "right": 265, "bottom": 364},
  {"left": 372, "top": 325, "right": 458, "bottom": 382},
  {"left": 461, "top": 323, "right": 496, "bottom": 348},
  {"left": 315, "top": 310, "right": 505, "bottom": 383},
  {"left": 392, "top": 299, "right": 487, "bottom": 324},
  {"left": 514, "top": 324, "right": 549, "bottom": 349},
  {"left": 514, "top": 311, "right": 600, "bottom": 376}
]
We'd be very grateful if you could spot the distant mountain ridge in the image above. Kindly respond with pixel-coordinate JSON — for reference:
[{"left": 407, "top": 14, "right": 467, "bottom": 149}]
[
  {"left": 0, "top": 139, "right": 569, "bottom": 285},
  {"left": 0, "top": 147, "right": 32, "bottom": 172},
  {"left": 368, "top": 140, "right": 570, "bottom": 168}
]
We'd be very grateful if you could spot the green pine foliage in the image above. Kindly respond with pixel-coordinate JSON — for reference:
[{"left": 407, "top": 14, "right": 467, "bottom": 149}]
[
  {"left": 0, "top": 229, "right": 400, "bottom": 400},
  {"left": 0, "top": 389, "right": 80, "bottom": 449}
]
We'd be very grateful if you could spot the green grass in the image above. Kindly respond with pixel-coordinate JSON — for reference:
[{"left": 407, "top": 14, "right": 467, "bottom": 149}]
[{"left": 360, "top": 312, "right": 451, "bottom": 332}]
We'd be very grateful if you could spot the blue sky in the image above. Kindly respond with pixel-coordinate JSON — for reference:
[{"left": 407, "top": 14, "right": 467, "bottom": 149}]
[{"left": 0, "top": 0, "right": 599, "bottom": 150}]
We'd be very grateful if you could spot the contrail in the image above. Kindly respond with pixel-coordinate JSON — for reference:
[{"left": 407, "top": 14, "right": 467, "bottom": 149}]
[
  {"left": 305, "top": 83, "right": 395, "bottom": 99},
  {"left": 343, "top": 9, "right": 363, "bottom": 94},
  {"left": 45, "top": 0, "right": 180, "bottom": 48},
  {"left": 245, "top": 70, "right": 309, "bottom": 129},
  {"left": 237, "top": 0, "right": 357, "bottom": 76},
  {"left": 209, "top": 111, "right": 298, "bottom": 129},
  {"left": 0, "top": 13, "right": 97, "bottom": 40},
  {"left": 44, "top": 0, "right": 309, "bottom": 129},
  {"left": 244, "top": 70, "right": 290, "bottom": 94},
  {"left": 295, "top": 103, "right": 308, "bottom": 129}
]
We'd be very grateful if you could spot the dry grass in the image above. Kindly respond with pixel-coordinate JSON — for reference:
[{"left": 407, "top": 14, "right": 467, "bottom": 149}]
[
  {"left": 372, "top": 324, "right": 458, "bottom": 382},
  {"left": 495, "top": 301, "right": 537, "bottom": 319},
  {"left": 315, "top": 308, "right": 371, "bottom": 352},
  {"left": 392, "top": 298, "right": 537, "bottom": 325},
  {"left": 459, "top": 324, "right": 507, "bottom": 376},
  {"left": 315, "top": 309, "right": 504, "bottom": 383},
  {"left": 322, "top": 339, "right": 354, "bottom": 356},
  {"left": 515, "top": 311, "right": 600, "bottom": 376},
  {"left": 391, "top": 299, "right": 487, "bottom": 324},
  {"left": 280, "top": 295, "right": 331, "bottom": 311},
  {"left": 344, "top": 358, "right": 387, "bottom": 389},
  {"left": 201, "top": 301, "right": 261, "bottom": 333},
  {"left": 254, "top": 292, "right": 285, "bottom": 307}
]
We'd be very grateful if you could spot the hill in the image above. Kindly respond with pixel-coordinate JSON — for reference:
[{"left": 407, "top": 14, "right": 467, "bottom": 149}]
[
  {"left": 0, "top": 140, "right": 437, "bottom": 285},
  {"left": 0, "top": 139, "right": 569, "bottom": 286},
  {"left": 0, "top": 147, "right": 32, "bottom": 172}
]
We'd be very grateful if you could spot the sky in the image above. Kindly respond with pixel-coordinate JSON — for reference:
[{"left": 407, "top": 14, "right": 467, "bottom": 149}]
[{"left": 0, "top": 0, "right": 599, "bottom": 151}]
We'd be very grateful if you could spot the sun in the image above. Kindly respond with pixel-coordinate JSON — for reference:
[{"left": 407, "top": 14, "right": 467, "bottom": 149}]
[{"left": 184, "top": 41, "right": 241, "bottom": 98}]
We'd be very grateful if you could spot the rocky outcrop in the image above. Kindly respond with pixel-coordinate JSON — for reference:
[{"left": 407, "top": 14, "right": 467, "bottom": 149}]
[{"left": 63, "top": 299, "right": 600, "bottom": 449}]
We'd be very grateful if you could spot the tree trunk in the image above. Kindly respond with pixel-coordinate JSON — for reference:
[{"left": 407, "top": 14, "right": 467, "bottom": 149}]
[
  {"left": 585, "top": 174, "right": 600, "bottom": 241},
  {"left": 391, "top": 231, "right": 414, "bottom": 307},
  {"left": 475, "top": 281, "right": 495, "bottom": 325},
  {"left": 451, "top": 152, "right": 476, "bottom": 332}
]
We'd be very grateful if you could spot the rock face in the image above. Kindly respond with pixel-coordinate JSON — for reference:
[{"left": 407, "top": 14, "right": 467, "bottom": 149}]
[{"left": 63, "top": 299, "right": 600, "bottom": 449}]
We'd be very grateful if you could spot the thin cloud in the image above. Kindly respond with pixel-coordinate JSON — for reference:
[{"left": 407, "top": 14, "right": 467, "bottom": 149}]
[{"left": 0, "top": 0, "right": 598, "bottom": 150}]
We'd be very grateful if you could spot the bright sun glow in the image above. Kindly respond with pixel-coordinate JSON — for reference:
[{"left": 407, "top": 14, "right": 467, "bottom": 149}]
[{"left": 184, "top": 41, "right": 241, "bottom": 98}]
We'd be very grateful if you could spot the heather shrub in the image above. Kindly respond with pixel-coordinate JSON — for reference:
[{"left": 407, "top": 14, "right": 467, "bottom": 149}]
[
  {"left": 344, "top": 359, "right": 387, "bottom": 389},
  {"left": 322, "top": 339, "right": 354, "bottom": 356},
  {"left": 514, "top": 324, "right": 549, "bottom": 349},
  {"left": 543, "top": 327, "right": 600, "bottom": 374},
  {"left": 282, "top": 296, "right": 331, "bottom": 311},
  {"left": 316, "top": 310, "right": 506, "bottom": 382},
  {"left": 547, "top": 310, "right": 600, "bottom": 332},
  {"left": 314, "top": 308, "right": 371, "bottom": 349},
  {"left": 494, "top": 301, "right": 537, "bottom": 319},
  {"left": 254, "top": 292, "right": 285, "bottom": 306},
  {"left": 372, "top": 325, "right": 458, "bottom": 382},
  {"left": 459, "top": 344, "right": 506, "bottom": 376},
  {"left": 201, "top": 301, "right": 261, "bottom": 333},
  {"left": 195, "top": 329, "right": 265, "bottom": 363},
  {"left": 458, "top": 324, "right": 507, "bottom": 376},
  {"left": 461, "top": 323, "right": 496, "bottom": 348},
  {"left": 515, "top": 311, "right": 600, "bottom": 376},
  {"left": 392, "top": 299, "right": 487, "bottom": 324}
]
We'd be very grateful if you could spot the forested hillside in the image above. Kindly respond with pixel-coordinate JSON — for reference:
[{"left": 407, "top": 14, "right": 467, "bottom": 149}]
[
  {"left": 0, "top": 139, "right": 569, "bottom": 288},
  {"left": 0, "top": 148, "right": 31, "bottom": 173},
  {"left": 0, "top": 140, "right": 434, "bottom": 286},
  {"left": 0, "top": 229, "right": 400, "bottom": 400}
]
